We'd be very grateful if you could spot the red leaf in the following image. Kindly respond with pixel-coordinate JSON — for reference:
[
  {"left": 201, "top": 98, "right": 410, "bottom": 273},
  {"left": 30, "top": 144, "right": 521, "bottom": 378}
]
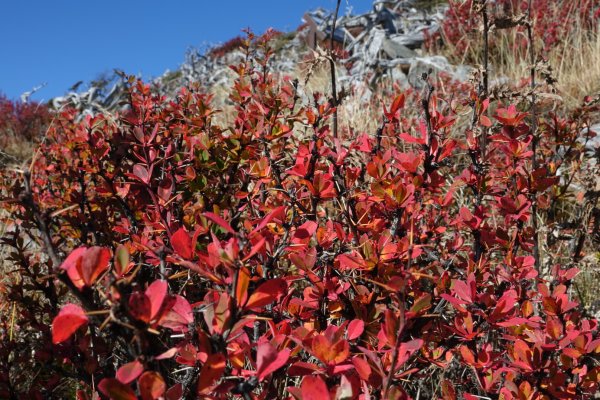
[
  {"left": 395, "top": 152, "right": 421, "bottom": 173},
  {"left": 245, "top": 278, "right": 287, "bottom": 310},
  {"left": 495, "top": 317, "right": 532, "bottom": 328},
  {"left": 256, "top": 342, "right": 291, "bottom": 381},
  {"left": 562, "top": 347, "right": 582, "bottom": 360},
  {"left": 148, "top": 123, "right": 159, "bottom": 143},
  {"left": 409, "top": 293, "right": 432, "bottom": 315},
  {"left": 133, "top": 126, "right": 145, "bottom": 143},
  {"left": 289, "top": 247, "right": 317, "bottom": 271},
  {"left": 60, "top": 247, "right": 87, "bottom": 289},
  {"left": 241, "top": 235, "right": 266, "bottom": 262},
  {"left": 291, "top": 221, "right": 318, "bottom": 245},
  {"left": 157, "top": 176, "right": 173, "bottom": 202},
  {"left": 301, "top": 375, "right": 330, "bottom": 400},
  {"left": 562, "top": 267, "right": 580, "bottom": 281},
  {"left": 394, "top": 339, "right": 424, "bottom": 369},
  {"left": 159, "top": 295, "right": 193, "bottom": 332},
  {"left": 129, "top": 292, "right": 152, "bottom": 323},
  {"left": 116, "top": 360, "right": 144, "bottom": 384},
  {"left": 76, "top": 389, "right": 90, "bottom": 400},
  {"left": 352, "top": 357, "right": 372, "bottom": 380},
  {"left": 347, "top": 319, "right": 364, "bottom": 340},
  {"left": 389, "top": 93, "right": 406, "bottom": 116},
  {"left": 197, "top": 353, "right": 226, "bottom": 394},
  {"left": 60, "top": 246, "right": 110, "bottom": 289},
  {"left": 204, "top": 211, "right": 235, "bottom": 234},
  {"left": 155, "top": 347, "right": 178, "bottom": 360},
  {"left": 60, "top": 246, "right": 87, "bottom": 271},
  {"left": 81, "top": 246, "right": 110, "bottom": 287},
  {"left": 250, "top": 206, "right": 286, "bottom": 236},
  {"left": 337, "top": 251, "right": 367, "bottom": 270},
  {"left": 145, "top": 280, "right": 168, "bottom": 321},
  {"left": 452, "top": 279, "right": 473, "bottom": 303},
  {"left": 287, "top": 145, "right": 311, "bottom": 177},
  {"left": 139, "top": 371, "right": 166, "bottom": 400},
  {"left": 353, "top": 134, "right": 372, "bottom": 152},
  {"left": 311, "top": 171, "right": 336, "bottom": 199},
  {"left": 171, "top": 228, "right": 193, "bottom": 259},
  {"left": 442, "top": 380, "right": 457, "bottom": 400},
  {"left": 98, "top": 378, "right": 136, "bottom": 400},
  {"left": 165, "top": 384, "right": 183, "bottom": 400},
  {"left": 494, "top": 104, "right": 528, "bottom": 126},
  {"left": 133, "top": 164, "right": 151, "bottom": 184},
  {"left": 52, "top": 303, "right": 88, "bottom": 344},
  {"left": 399, "top": 132, "right": 425, "bottom": 145},
  {"left": 287, "top": 361, "right": 321, "bottom": 376},
  {"left": 459, "top": 206, "right": 474, "bottom": 223}
]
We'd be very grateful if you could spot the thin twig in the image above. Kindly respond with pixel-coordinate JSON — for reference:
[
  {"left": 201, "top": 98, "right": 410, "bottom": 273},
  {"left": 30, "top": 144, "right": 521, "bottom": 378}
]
[
  {"left": 527, "top": 0, "right": 540, "bottom": 272},
  {"left": 21, "top": 171, "right": 60, "bottom": 268},
  {"left": 480, "top": 0, "right": 489, "bottom": 156},
  {"left": 329, "top": 0, "right": 341, "bottom": 139}
]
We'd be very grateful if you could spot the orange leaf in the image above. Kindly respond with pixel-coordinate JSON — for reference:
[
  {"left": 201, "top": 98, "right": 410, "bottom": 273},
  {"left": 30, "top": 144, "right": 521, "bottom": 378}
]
[
  {"left": 312, "top": 335, "right": 349, "bottom": 365},
  {"left": 245, "top": 278, "right": 287, "bottom": 310},
  {"left": 235, "top": 267, "right": 250, "bottom": 308},
  {"left": 139, "top": 371, "right": 166, "bottom": 400},
  {"left": 197, "top": 353, "right": 226, "bottom": 394}
]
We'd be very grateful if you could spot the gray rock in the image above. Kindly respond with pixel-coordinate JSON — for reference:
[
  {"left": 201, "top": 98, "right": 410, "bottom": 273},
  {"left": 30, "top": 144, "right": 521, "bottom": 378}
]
[
  {"left": 366, "top": 28, "right": 387, "bottom": 61},
  {"left": 382, "top": 36, "right": 418, "bottom": 59},
  {"left": 387, "top": 31, "right": 428, "bottom": 49},
  {"left": 390, "top": 67, "right": 411, "bottom": 89}
]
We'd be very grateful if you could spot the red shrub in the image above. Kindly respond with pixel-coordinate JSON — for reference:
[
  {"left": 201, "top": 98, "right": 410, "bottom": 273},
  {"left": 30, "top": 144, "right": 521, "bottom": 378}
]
[
  {"left": 207, "top": 36, "right": 246, "bottom": 58},
  {"left": 0, "top": 31, "right": 599, "bottom": 399},
  {"left": 208, "top": 30, "right": 283, "bottom": 59},
  {"left": 0, "top": 94, "right": 52, "bottom": 157}
]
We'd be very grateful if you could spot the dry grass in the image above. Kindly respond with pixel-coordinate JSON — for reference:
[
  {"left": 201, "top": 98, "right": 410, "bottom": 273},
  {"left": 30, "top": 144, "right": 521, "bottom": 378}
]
[
  {"left": 491, "top": 26, "right": 600, "bottom": 108},
  {"left": 435, "top": 1, "right": 600, "bottom": 109},
  {"left": 298, "top": 60, "right": 420, "bottom": 137},
  {"left": 0, "top": 141, "right": 36, "bottom": 168},
  {"left": 551, "top": 28, "right": 600, "bottom": 105}
]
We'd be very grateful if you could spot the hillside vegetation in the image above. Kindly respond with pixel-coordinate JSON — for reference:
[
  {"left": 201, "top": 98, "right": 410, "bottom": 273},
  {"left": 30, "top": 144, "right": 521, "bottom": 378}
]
[{"left": 1, "top": 1, "right": 599, "bottom": 399}]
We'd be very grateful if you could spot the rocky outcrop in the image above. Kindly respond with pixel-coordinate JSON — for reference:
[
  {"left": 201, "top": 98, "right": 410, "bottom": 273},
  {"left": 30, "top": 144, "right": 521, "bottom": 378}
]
[{"left": 48, "top": 0, "right": 470, "bottom": 115}]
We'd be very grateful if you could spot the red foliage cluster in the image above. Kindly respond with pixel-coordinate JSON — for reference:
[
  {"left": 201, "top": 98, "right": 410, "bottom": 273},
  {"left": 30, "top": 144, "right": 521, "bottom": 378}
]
[
  {"left": 207, "top": 30, "right": 283, "bottom": 59},
  {"left": 207, "top": 36, "right": 246, "bottom": 59},
  {"left": 432, "top": 0, "right": 600, "bottom": 56},
  {"left": 1, "top": 32, "right": 599, "bottom": 399},
  {"left": 0, "top": 94, "right": 51, "bottom": 152}
]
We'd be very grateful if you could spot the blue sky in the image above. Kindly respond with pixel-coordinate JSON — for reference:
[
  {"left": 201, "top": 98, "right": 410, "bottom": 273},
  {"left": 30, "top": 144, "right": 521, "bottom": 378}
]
[{"left": 0, "top": 1, "right": 372, "bottom": 102}]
